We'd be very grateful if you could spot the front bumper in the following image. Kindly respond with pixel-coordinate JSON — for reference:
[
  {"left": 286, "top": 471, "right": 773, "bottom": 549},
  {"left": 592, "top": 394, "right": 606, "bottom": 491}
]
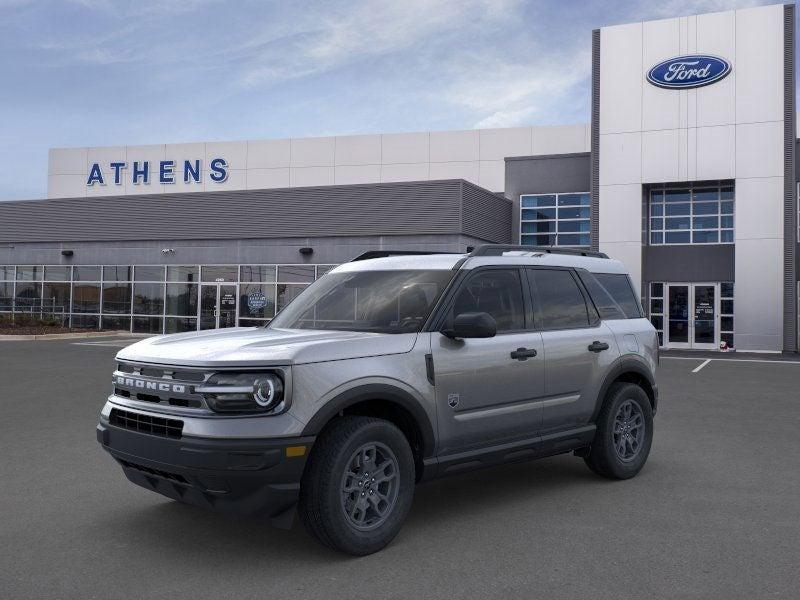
[{"left": 97, "top": 421, "right": 314, "bottom": 528}]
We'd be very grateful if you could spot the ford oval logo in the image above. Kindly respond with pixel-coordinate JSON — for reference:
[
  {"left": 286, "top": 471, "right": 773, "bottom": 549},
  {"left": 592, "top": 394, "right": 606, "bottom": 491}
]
[{"left": 647, "top": 55, "right": 731, "bottom": 89}]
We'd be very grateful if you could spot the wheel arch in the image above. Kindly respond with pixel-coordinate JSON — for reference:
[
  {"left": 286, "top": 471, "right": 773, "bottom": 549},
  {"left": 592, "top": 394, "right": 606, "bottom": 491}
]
[
  {"left": 302, "top": 384, "right": 436, "bottom": 481},
  {"left": 592, "top": 358, "right": 658, "bottom": 422}
]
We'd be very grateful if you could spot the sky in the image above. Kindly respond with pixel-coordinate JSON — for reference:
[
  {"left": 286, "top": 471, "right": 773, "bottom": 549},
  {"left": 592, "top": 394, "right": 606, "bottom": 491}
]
[{"left": 0, "top": 0, "right": 781, "bottom": 200}]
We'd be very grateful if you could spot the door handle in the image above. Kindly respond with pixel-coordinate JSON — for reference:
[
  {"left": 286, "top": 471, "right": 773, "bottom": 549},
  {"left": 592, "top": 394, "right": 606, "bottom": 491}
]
[
  {"left": 510, "top": 347, "right": 538, "bottom": 361},
  {"left": 588, "top": 341, "right": 609, "bottom": 353}
]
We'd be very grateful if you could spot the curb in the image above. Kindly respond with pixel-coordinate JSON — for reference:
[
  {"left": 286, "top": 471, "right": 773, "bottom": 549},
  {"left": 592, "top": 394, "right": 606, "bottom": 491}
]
[{"left": 0, "top": 330, "right": 142, "bottom": 341}]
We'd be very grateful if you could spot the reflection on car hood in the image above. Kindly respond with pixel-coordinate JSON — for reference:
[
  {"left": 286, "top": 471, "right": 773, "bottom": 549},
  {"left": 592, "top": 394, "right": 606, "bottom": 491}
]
[{"left": 116, "top": 327, "right": 418, "bottom": 367}]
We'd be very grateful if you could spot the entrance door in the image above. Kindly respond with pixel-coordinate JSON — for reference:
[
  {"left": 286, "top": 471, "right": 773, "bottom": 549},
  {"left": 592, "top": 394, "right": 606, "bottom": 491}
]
[
  {"left": 665, "top": 283, "right": 718, "bottom": 349},
  {"left": 200, "top": 284, "right": 238, "bottom": 329}
]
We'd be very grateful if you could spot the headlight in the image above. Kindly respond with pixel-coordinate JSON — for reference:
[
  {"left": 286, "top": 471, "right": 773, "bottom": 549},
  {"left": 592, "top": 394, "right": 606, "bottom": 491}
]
[{"left": 197, "top": 372, "right": 285, "bottom": 414}]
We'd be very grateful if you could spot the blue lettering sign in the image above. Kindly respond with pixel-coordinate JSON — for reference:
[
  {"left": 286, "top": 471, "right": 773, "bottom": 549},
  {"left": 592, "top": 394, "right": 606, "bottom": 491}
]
[
  {"left": 132, "top": 161, "right": 149, "bottom": 184},
  {"left": 159, "top": 160, "right": 175, "bottom": 184},
  {"left": 184, "top": 160, "right": 201, "bottom": 183},
  {"left": 87, "top": 163, "right": 104, "bottom": 186},
  {"left": 209, "top": 158, "right": 228, "bottom": 182},
  {"left": 110, "top": 162, "right": 126, "bottom": 184},
  {"left": 647, "top": 55, "right": 731, "bottom": 89}
]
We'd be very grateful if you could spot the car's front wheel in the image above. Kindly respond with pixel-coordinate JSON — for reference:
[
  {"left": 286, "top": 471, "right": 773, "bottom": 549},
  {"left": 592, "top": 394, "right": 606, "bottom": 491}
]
[
  {"left": 584, "top": 382, "right": 654, "bottom": 479},
  {"left": 298, "top": 415, "right": 415, "bottom": 555}
]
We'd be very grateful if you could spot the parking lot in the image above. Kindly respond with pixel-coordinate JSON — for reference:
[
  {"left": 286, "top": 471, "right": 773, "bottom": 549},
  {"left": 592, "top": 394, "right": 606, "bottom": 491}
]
[{"left": 1, "top": 338, "right": 799, "bottom": 600}]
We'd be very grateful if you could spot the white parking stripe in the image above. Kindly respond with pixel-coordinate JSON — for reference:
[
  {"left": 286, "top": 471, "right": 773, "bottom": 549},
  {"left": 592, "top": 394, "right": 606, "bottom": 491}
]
[
  {"left": 662, "top": 356, "right": 800, "bottom": 366},
  {"left": 692, "top": 359, "right": 711, "bottom": 373}
]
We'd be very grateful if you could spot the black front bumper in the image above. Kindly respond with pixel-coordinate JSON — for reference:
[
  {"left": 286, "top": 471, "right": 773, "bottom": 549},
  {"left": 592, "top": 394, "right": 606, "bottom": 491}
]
[{"left": 97, "top": 422, "right": 314, "bottom": 527}]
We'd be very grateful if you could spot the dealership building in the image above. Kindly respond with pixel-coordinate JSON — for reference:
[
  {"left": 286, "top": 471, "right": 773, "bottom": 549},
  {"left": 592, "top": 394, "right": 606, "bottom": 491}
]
[{"left": 1, "top": 2, "right": 798, "bottom": 353}]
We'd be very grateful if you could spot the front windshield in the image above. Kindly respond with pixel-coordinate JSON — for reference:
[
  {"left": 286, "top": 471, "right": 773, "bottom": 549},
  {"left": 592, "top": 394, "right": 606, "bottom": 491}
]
[{"left": 269, "top": 269, "right": 455, "bottom": 334}]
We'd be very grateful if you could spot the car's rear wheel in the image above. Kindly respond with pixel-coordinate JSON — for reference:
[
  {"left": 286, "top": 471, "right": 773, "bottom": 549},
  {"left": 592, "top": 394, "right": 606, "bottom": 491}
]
[
  {"left": 584, "top": 382, "right": 653, "bottom": 479},
  {"left": 298, "top": 415, "right": 415, "bottom": 555}
]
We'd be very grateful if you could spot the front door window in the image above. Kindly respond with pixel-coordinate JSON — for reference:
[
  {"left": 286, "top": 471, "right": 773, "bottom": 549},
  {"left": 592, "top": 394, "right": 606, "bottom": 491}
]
[
  {"left": 664, "top": 283, "right": 718, "bottom": 349},
  {"left": 693, "top": 285, "right": 716, "bottom": 346}
]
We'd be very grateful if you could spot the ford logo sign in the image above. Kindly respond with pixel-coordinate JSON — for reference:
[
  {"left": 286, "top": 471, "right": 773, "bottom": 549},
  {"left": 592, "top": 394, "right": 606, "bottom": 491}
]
[{"left": 647, "top": 55, "right": 731, "bottom": 89}]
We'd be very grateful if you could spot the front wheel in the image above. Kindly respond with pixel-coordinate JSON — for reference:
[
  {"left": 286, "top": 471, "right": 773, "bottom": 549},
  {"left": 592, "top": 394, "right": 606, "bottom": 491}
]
[
  {"left": 584, "top": 382, "right": 653, "bottom": 479},
  {"left": 298, "top": 416, "right": 415, "bottom": 555}
]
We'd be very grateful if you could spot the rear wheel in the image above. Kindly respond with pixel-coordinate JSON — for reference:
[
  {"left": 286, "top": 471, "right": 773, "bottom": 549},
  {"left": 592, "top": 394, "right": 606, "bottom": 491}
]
[
  {"left": 584, "top": 382, "right": 653, "bottom": 479},
  {"left": 298, "top": 416, "right": 415, "bottom": 555}
]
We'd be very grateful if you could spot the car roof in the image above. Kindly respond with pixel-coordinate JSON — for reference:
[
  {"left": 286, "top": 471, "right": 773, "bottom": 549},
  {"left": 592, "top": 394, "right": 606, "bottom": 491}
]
[{"left": 332, "top": 251, "right": 630, "bottom": 275}]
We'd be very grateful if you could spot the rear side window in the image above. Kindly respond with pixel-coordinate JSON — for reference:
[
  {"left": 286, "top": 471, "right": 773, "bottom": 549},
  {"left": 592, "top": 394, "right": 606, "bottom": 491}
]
[
  {"left": 592, "top": 273, "right": 642, "bottom": 318},
  {"left": 528, "top": 269, "right": 590, "bottom": 329},
  {"left": 578, "top": 272, "right": 627, "bottom": 320}
]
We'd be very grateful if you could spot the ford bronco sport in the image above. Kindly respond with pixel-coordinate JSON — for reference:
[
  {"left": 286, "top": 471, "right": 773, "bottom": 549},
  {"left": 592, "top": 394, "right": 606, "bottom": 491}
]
[{"left": 97, "top": 245, "right": 658, "bottom": 555}]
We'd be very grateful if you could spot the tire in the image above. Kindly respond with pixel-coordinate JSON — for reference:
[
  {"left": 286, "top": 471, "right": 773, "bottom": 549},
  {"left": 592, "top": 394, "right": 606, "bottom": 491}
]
[
  {"left": 298, "top": 416, "right": 415, "bottom": 555},
  {"left": 584, "top": 382, "right": 654, "bottom": 480}
]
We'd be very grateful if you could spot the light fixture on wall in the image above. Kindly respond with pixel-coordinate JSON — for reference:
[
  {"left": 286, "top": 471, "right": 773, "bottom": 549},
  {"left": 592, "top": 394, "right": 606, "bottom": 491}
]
[
  {"left": 61, "top": 250, "right": 74, "bottom": 257},
  {"left": 299, "top": 247, "right": 314, "bottom": 256},
  {"left": 161, "top": 248, "right": 175, "bottom": 254}
]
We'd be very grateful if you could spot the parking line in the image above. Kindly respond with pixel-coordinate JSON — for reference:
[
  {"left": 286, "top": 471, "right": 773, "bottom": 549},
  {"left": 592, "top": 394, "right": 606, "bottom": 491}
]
[
  {"left": 692, "top": 359, "right": 711, "bottom": 373},
  {"left": 662, "top": 356, "right": 800, "bottom": 366}
]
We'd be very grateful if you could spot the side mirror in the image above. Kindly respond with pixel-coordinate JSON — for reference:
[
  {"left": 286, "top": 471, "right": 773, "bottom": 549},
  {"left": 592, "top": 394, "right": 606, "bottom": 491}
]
[{"left": 442, "top": 312, "right": 497, "bottom": 339}]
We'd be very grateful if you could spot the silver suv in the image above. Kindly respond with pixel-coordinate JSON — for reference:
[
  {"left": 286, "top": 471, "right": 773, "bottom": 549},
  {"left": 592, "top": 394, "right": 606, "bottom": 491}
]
[{"left": 97, "top": 245, "right": 658, "bottom": 555}]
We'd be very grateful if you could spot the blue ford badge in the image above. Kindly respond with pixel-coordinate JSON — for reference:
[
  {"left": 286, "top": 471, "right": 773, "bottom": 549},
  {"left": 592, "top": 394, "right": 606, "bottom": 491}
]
[{"left": 647, "top": 55, "right": 731, "bottom": 89}]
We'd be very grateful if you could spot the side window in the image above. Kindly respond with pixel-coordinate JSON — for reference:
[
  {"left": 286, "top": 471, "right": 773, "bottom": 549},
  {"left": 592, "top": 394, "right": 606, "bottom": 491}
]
[
  {"left": 529, "top": 269, "right": 590, "bottom": 329},
  {"left": 577, "top": 271, "right": 626, "bottom": 320},
  {"left": 593, "top": 273, "right": 642, "bottom": 318},
  {"left": 448, "top": 269, "right": 525, "bottom": 332}
]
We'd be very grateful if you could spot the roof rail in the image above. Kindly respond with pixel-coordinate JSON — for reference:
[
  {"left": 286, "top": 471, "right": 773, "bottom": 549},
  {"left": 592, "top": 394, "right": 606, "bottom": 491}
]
[
  {"left": 469, "top": 244, "right": 609, "bottom": 259},
  {"left": 350, "top": 250, "right": 455, "bottom": 262}
]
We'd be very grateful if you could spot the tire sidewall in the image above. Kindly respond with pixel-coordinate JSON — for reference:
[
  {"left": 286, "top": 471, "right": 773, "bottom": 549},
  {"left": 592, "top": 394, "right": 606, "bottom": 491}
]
[
  {"left": 320, "top": 420, "right": 415, "bottom": 554},
  {"left": 599, "top": 384, "right": 654, "bottom": 478}
]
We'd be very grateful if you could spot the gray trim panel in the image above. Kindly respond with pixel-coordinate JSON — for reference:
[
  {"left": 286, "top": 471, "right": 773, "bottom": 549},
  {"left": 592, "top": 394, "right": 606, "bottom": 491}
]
[{"left": 784, "top": 4, "right": 797, "bottom": 351}]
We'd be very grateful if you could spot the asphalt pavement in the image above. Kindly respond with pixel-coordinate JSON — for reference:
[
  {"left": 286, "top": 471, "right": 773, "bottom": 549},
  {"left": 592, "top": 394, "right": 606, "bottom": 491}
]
[{"left": 1, "top": 338, "right": 799, "bottom": 599}]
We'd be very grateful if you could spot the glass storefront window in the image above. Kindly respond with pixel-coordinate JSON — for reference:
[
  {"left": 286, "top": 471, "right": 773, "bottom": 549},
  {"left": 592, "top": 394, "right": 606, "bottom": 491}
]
[
  {"left": 650, "top": 185, "right": 734, "bottom": 245},
  {"left": 16, "top": 266, "right": 41, "bottom": 281},
  {"left": 14, "top": 282, "right": 41, "bottom": 310},
  {"left": 165, "top": 317, "right": 197, "bottom": 333},
  {"left": 316, "top": 265, "right": 336, "bottom": 278},
  {"left": 133, "top": 283, "right": 164, "bottom": 315},
  {"left": 165, "top": 283, "right": 198, "bottom": 316},
  {"left": 201, "top": 266, "right": 238, "bottom": 283},
  {"left": 73, "top": 283, "right": 101, "bottom": 313},
  {"left": 277, "top": 283, "right": 308, "bottom": 312},
  {"left": 44, "top": 266, "right": 71, "bottom": 281},
  {"left": 167, "top": 266, "right": 199, "bottom": 282},
  {"left": 132, "top": 317, "right": 163, "bottom": 334},
  {"left": 277, "top": 265, "right": 316, "bottom": 283},
  {"left": 0, "top": 266, "right": 14, "bottom": 280},
  {"left": 42, "top": 282, "right": 71, "bottom": 314},
  {"left": 0, "top": 282, "right": 13, "bottom": 310},
  {"left": 240, "top": 265, "right": 276, "bottom": 282},
  {"left": 239, "top": 283, "right": 276, "bottom": 319},
  {"left": 649, "top": 282, "right": 665, "bottom": 347},
  {"left": 521, "top": 192, "right": 590, "bottom": 247},
  {"left": 101, "top": 316, "right": 131, "bottom": 332},
  {"left": 103, "top": 266, "right": 132, "bottom": 281},
  {"left": 72, "top": 314, "right": 99, "bottom": 329},
  {"left": 135, "top": 266, "right": 165, "bottom": 281},
  {"left": 73, "top": 266, "right": 101, "bottom": 281},
  {"left": 102, "top": 283, "right": 132, "bottom": 314}
]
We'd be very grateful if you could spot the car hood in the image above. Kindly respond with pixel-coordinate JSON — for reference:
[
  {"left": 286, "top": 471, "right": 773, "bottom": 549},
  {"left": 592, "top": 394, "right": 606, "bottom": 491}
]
[{"left": 116, "top": 327, "right": 418, "bottom": 367}]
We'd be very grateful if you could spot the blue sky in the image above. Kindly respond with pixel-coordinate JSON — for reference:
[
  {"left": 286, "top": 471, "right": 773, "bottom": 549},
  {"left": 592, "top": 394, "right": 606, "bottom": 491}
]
[{"left": 0, "top": 0, "right": 779, "bottom": 200}]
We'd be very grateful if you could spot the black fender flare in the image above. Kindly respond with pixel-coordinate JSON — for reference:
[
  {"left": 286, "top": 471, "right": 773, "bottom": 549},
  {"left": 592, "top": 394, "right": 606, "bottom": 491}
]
[
  {"left": 591, "top": 356, "right": 658, "bottom": 421},
  {"left": 301, "top": 383, "right": 436, "bottom": 458}
]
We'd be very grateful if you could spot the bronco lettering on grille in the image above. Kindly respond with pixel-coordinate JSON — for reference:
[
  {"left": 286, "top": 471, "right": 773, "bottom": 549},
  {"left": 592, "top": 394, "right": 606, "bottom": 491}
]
[{"left": 115, "top": 376, "right": 186, "bottom": 394}]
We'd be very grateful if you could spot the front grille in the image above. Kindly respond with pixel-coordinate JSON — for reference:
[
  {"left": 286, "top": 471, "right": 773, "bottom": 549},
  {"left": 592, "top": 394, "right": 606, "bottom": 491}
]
[
  {"left": 113, "top": 361, "right": 210, "bottom": 411},
  {"left": 118, "top": 459, "right": 189, "bottom": 484},
  {"left": 109, "top": 408, "right": 183, "bottom": 439}
]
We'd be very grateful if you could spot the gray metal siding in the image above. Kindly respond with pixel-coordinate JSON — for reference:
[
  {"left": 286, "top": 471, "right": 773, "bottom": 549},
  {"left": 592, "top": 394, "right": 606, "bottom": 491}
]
[
  {"left": 0, "top": 179, "right": 507, "bottom": 245},
  {"left": 590, "top": 28, "right": 601, "bottom": 252},
  {"left": 504, "top": 153, "right": 591, "bottom": 243},
  {"left": 643, "top": 245, "right": 735, "bottom": 283},
  {"left": 461, "top": 181, "right": 513, "bottom": 243},
  {"left": 784, "top": 3, "right": 797, "bottom": 351}
]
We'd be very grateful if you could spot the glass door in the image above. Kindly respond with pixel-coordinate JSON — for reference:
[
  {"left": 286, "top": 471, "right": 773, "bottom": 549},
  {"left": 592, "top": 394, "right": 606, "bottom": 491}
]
[
  {"left": 218, "top": 285, "right": 237, "bottom": 328},
  {"left": 692, "top": 284, "right": 717, "bottom": 349},
  {"left": 200, "top": 285, "right": 219, "bottom": 330},
  {"left": 665, "top": 283, "right": 718, "bottom": 349},
  {"left": 666, "top": 284, "right": 691, "bottom": 349}
]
